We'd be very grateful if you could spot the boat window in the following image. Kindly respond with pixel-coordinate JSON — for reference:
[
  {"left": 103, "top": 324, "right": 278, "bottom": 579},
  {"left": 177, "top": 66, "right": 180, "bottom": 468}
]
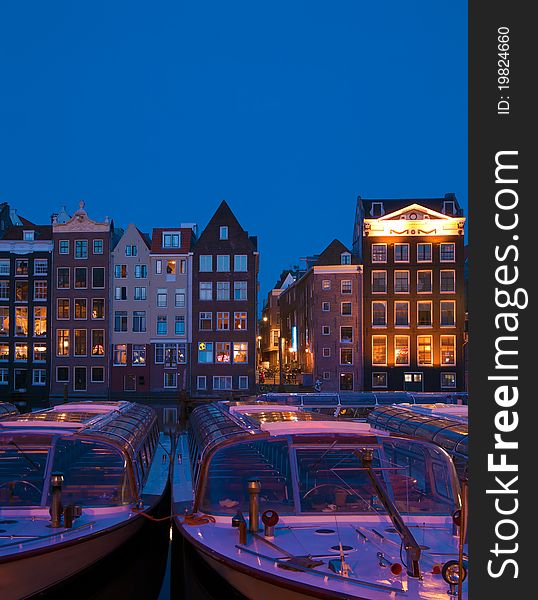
[
  {"left": 0, "top": 434, "right": 50, "bottom": 506},
  {"left": 381, "top": 439, "right": 456, "bottom": 514},
  {"left": 295, "top": 440, "right": 457, "bottom": 515},
  {"left": 201, "top": 440, "right": 294, "bottom": 515},
  {"left": 50, "top": 439, "right": 131, "bottom": 506},
  {"left": 296, "top": 446, "right": 383, "bottom": 514}
]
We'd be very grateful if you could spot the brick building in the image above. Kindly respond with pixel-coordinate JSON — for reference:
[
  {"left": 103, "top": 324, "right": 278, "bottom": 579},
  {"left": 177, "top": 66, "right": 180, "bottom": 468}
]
[
  {"left": 279, "top": 240, "right": 363, "bottom": 392},
  {"left": 148, "top": 225, "right": 196, "bottom": 394},
  {"left": 353, "top": 195, "right": 466, "bottom": 392},
  {"left": 50, "top": 202, "right": 114, "bottom": 398},
  {"left": 0, "top": 213, "right": 53, "bottom": 405},
  {"left": 191, "top": 201, "right": 258, "bottom": 397}
]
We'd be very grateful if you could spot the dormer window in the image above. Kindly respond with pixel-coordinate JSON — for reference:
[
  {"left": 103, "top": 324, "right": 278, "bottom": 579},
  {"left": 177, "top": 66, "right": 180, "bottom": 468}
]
[
  {"left": 443, "top": 201, "right": 456, "bottom": 215},
  {"left": 220, "top": 226, "right": 228, "bottom": 240},
  {"left": 370, "top": 202, "right": 384, "bottom": 217},
  {"left": 162, "top": 233, "right": 180, "bottom": 248},
  {"left": 340, "top": 252, "right": 351, "bottom": 265},
  {"left": 23, "top": 231, "right": 34, "bottom": 241}
]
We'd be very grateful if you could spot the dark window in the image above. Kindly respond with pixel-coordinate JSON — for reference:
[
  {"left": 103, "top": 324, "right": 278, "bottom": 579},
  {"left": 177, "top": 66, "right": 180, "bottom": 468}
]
[{"left": 92, "top": 267, "right": 105, "bottom": 288}]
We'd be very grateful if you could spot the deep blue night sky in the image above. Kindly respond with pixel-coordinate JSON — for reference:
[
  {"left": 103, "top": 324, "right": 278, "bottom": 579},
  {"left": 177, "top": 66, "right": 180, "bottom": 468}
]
[{"left": 0, "top": 1, "right": 467, "bottom": 298}]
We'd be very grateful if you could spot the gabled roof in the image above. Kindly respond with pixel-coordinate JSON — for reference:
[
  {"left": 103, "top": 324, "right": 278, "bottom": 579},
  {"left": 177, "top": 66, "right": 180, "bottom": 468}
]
[
  {"left": 359, "top": 194, "right": 464, "bottom": 218},
  {"left": 310, "top": 239, "right": 356, "bottom": 267},
  {"left": 196, "top": 200, "right": 257, "bottom": 251},
  {"left": 150, "top": 227, "right": 195, "bottom": 254}
]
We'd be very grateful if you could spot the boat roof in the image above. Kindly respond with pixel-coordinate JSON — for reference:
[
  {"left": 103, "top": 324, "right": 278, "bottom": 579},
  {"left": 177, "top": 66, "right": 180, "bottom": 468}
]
[
  {"left": 190, "top": 402, "right": 387, "bottom": 464},
  {"left": 0, "top": 401, "right": 157, "bottom": 457},
  {"left": 0, "top": 402, "right": 19, "bottom": 419}
]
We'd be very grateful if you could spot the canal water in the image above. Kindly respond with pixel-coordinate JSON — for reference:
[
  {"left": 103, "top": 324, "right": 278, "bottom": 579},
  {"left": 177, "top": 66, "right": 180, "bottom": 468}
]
[{"left": 29, "top": 519, "right": 246, "bottom": 600}]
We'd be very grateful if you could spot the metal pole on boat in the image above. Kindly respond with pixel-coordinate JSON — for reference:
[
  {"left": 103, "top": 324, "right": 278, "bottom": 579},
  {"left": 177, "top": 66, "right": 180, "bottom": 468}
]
[
  {"left": 49, "top": 472, "right": 64, "bottom": 528},
  {"left": 247, "top": 479, "right": 261, "bottom": 533}
]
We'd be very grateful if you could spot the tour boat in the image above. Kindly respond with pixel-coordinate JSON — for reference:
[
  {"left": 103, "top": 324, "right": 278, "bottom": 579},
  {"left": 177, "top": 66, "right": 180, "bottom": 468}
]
[
  {"left": 0, "top": 401, "right": 171, "bottom": 600},
  {"left": 172, "top": 402, "right": 468, "bottom": 599},
  {"left": 0, "top": 402, "right": 19, "bottom": 420}
]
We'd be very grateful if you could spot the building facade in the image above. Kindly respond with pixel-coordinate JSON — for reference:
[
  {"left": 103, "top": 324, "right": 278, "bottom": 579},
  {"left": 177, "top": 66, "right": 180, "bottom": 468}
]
[
  {"left": 354, "top": 195, "right": 466, "bottom": 392},
  {"left": 0, "top": 216, "right": 53, "bottom": 405},
  {"left": 110, "top": 223, "right": 152, "bottom": 395},
  {"left": 147, "top": 226, "right": 195, "bottom": 395},
  {"left": 50, "top": 202, "right": 113, "bottom": 398},
  {"left": 191, "top": 201, "right": 258, "bottom": 397},
  {"left": 279, "top": 240, "right": 363, "bottom": 392}
]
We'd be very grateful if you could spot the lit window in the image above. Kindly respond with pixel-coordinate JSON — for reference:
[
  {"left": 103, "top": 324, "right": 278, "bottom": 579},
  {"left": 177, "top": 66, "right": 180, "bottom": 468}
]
[
  {"left": 15, "top": 307, "right": 28, "bottom": 336},
  {"left": 15, "top": 281, "right": 29, "bottom": 301},
  {"left": 33, "top": 343, "right": 47, "bottom": 362},
  {"left": 0, "top": 344, "right": 9, "bottom": 361},
  {"left": 395, "top": 336, "right": 410, "bottom": 365},
  {"left": 321, "top": 280, "right": 331, "bottom": 290},
  {"left": 57, "top": 329, "right": 70, "bottom": 356},
  {"left": 14, "top": 343, "right": 28, "bottom": 361},
  {"left": 114, "top": 344, "right": 127, "bottom": 365},
  {"left": 441, "top": 335, "right": 456, "bottom": 365},
  {"left": 233, "top": 342, "right": 248, "bottom": 363},
  {"left": 15, "top": 260, "right": 28, "bottom": 276},
  {"left": 417, "top": 335, "right": 433, "bottom": 365},
  {"left": 216, "top": 342, "right": 231, "bottom": 363},
  {"left": 91, "top": 330, "right": 105, "bottom": 356},
  {"left": 114, "top": 264, "right": 127, "bottom": 278},
  {"left": 35, "top": 308, "right": 48, "bottom": 337},
  {"left": 372, "top": 336, "right": 387, "bottom": 365},
  {"left": 166, "top": 260, "right": 176, "bottom": 275},
  {"left": 216, "top": 312, "right": 230, "bottom": 331},
  {"left": 92, "top": 299, "right": 105, "bottom": 319},
  {"left": 74, "top": 299, "right": 87, "bottom": 320},
  {"left": 133, "top": 345, "right": 146, "bottom": 365},
  {"left": 340, "top": 348, "right": 353, "bottom": 365},
  {"left": 234, "top": 312, "right": 247, "bottom": 330},
  {"left": 0, "top": 307, "right": 10, "bottom": 336}
]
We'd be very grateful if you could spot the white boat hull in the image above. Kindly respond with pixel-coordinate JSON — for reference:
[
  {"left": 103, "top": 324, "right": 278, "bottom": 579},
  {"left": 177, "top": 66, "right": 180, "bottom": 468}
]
[{"left": 0, "top": 514, "right": 145, "bottom": 600}]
